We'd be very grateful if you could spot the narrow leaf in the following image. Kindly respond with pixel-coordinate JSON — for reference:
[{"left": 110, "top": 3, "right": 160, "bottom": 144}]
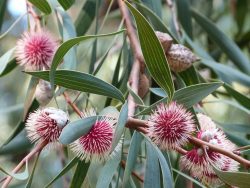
[
  {"left": 25, "top": 154, "right": 39, "bottom": 188},
  {"left": 127, "top": 82, "right": 144, "bottom": 105},
  {"left": 28, "top": 0, "right": 52, "bottom": 15},
  {"left": 191, "top": 9, "right": 250, "bottom": 73},
  {"left": 69, "top": 161, "right": 90, "bottom": 188},
  {"left": 26, "top": 70, "right": 125, "bottom": 103},
  {"left": 0, "top": 48, "right": 15, "bottom": 75},
  {"left": 59, "top": 116, "right": 98, "bottom": 145},
  {"left": 58, "top": 0, "right": 75, "bottom": 10},
  {"left": 126, "top": 1, "right": 174, "bottom": 99},
  {"left": 49, "top": 30, "right": 125, "bottom": 90}
]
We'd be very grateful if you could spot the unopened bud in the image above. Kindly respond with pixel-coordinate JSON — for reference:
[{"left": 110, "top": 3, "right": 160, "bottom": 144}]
[
  {"left": 166, "top": 44, "right": 200, "bottom": 72},
  {"left": 35, "top": 80, "right": 53, "bottom": 106},
  {"left": 155, "top": 31, "right": 173, "bottom": 52}
]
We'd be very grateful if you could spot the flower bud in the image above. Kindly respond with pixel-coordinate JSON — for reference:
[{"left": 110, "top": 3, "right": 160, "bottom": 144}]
[
  {"left": 155, "top": 31, "right": 173, "bottom": 52},
  {"left": 35, "top": 80, "right": 53, "bottom": 106},
  {"left": 166, "top": 44, "right": 200, "bottom": 72}
]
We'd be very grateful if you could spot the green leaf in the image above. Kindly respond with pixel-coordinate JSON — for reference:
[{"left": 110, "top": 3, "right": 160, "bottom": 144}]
[
  {"left": 122, "top": 131, "right": 143, "bottom": 188},
  {"left": 144, "top": 141, "right": 161, "bottom": 188},
  {"left": 59, "top": 116, "right": 98, "bottom": 145},
  {"left": 0, "top": 0, "right": 7, "bottom": 32},
  {"left": 26, "top": 70, "right": 125, "bottom": 103},
  {"left": 56, "top": 7, "right": 77, "bottom": 70},
  {"left": 150, "top": 88, "right": 167, "bottom": 98},
  {"left": 25, "top": 154, "right": 39, "bottom": 188},
  {"left": 138, "top": 82, "right": 223, "bottom": 115},
  {"left": 58, "top": 0, "right": 74, "bottom": 10},
  {"left": 224, "top": 83, "right": 250, "bottom": 110},
  {"left": 45, "top": 157, "right": 78, "bottom": 188},
  {"left": 127, "top": 82, "right": 144, "bottom": 105},
  {"left": 0, "top": 58, "right": 17, "bottom": 77},
  {"left": 144, "top": 136, "right": 173, "bottom": 188},
  {"left": 191, "top": 9, "right": 250, "bottom": 74},
  {"left": 0, "top": 159, "right": 29, "bottom": 180},
  {"left": 0, "top": 130, "right": 32, "bottom": 155},
  {"left": 75, "top": 0, "right": 100, "bottom": 36},
  {"left": 69, "top": 161, "right": 90, "bottom": 188},
  {"left": 0, "top": 48, "right": 16, "bottom": 76},
  {"left": 212, "top": 161, "right": 250, "bottom": 187},
  {"left": 126, "top": 1, "right": 174, "bottom": 100},
  {"left": 179, "top": 66, "right": 200, "bottom": 86},
  {"left": 111, "top": 101, "right": 128, "bottom": 151},
  {"left": 96, "top": 151, "right": 122, "bottom": 188},
  {"left": 141, "top": 0, "right": 162, "bottom": 18},
  {"left": 49, "top": 30, "right": 125, "bottom": 90},
  {"left": 28, "top": 0, "right": 52, "bottom": 15},
  {"left": 172, "top": 169, "right": 206, "bottom": 188},
  {"left": 135, "top": 2, "right": 178, "bottom": 42},
  {"left": 176, "top": 0, "right": 193, "bottom": 38}
]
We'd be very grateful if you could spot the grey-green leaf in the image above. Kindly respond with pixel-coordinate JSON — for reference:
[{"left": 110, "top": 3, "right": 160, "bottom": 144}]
[
  {"left": 191, "top": 9, "right": 250, "bottom": 74},
  {"left": 28, "top": 0, "right": 52, "bottom": 15},
  {"left": 26, "top": 70, "right": 125, "bottom": 103},
  {"left": 49, "top": 30, "right": 125, "bottom": 90},
  {"left": 59, "top": 116, "right": 98, "bottom": 145},
  {"left": 126, "top": 1, "right": 174, "bottom": 100}
]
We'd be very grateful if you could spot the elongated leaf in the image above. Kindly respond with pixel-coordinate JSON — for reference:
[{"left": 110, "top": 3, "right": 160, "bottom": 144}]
[
  {"left": 0, "top": 58, "right": 17, "bottom": 77},
  {"left": 59, "top": 116, "right": 98, "bottom": 145},
  {"left": 0, "top": 130, "right": 32, "bottom": 155},
  {"left": 96, "top": 151, "right": 122, "bottom": 188},
  {"left": 176, "top": 0, "right": 192, "bottom": 38},
  {"left": 172, "top": 169, "right": 206, "bottom": 188},
  {"left": 45, "top": 157, "right": 78, "bottom": 188},
  {"left": 26, "top": 70, "right": 125, "bottom": 103},
  {"left": 191, "top": 9, "right": 250, "bottom": 74},
  {"left": 0, "top": 0, "right": 7, "bottom": 32},
  {"left": 28, "top": 0, "right": 52, "bottom": 15},
  {"left": 75, "top": 0, "right": 100, "bottom": 36},
  {"left": 127, "top": 82, "right": 144, "bottom": 105},
  {"left": 135, "top": 2, "right": 178, "bottom": 42},
  {"left": 150, "top": 88, "right": 167, "bottom": 98},
  {"left": 58, "top": 0, "right": 74, "bottom": 10},
  {"left": 224, "top": 83, "right": 250, "bottom": 110},
  {"left": 0, "top": 160, "right": 29, "bottom": 180},
  {"left": 126, "top": 1, "right": 174, "bottom": 100},
  {"left": 25, "top": 154, "right": 39, "bottom": 188},
  {"left": 0, "top": 48, "right": 15, "bottom": 75},
  {"left": 122, "top": 131, "right": 143, "bottom": 188},
  {"left": 144, "top": 141, "right": 160, "bottom": 188},
  {"left": 111, "top": 101, "right": 128, "bottom": 151},
  {"left": 142, "top": 0, "right": 162, "bottom": 18},
  {"left": 49, "top": 30, "right": 125, "bottom": 90},
  {"left": 138, "top": 82, "right": 222, "bottom": 115},
  {"left": 70, "top": 161, "right": 90, "bottom": 188}
]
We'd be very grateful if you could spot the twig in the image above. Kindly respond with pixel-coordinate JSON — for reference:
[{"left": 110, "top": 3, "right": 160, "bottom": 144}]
[
  {"left": 126, "top": 118, "right": 250, "bottom": 168},
  {"left": 63, "top": 92, "right": 83, "bottom": 118},
  {"left": 121, "top": 160, "right": 144, "bottom": 182},
  {"left": 118, "top": 0, "right": 145, "bottom": 117},
  {"left": 1, "top": 140, "right": 48, "bottom": 188},
  {"left": 26, "top": 2, "right": 41, "bottom": 32}
]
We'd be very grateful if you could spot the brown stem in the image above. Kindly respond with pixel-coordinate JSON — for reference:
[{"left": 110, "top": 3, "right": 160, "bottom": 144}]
[
  {"left": 175, "top": 147, "right": 188, "bottom": 155},
  {"left": 63, "top": 92, "right": 83, "bottom": 118},
  {"left": 1, "top": 140, "right": 48, "bottom": 188},
  {"left": 189, "top": 136, "right": 250, "bottom": 168},
  {"left": 121, "top": 160, "right": 144, "bottom": 183},
  {"left": 127, "top": 118, "right": 250, "bottom": 168},
  {"left": 27, "top": 2, "right": 41, "bottom": 32},
  {"left": 118, "top": 0, "right": 145, "bottom": 117}
]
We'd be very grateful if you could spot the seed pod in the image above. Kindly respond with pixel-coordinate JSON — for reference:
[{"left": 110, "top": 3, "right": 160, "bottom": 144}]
[
  {"left": 35, "top": 80, "right": 53, "bottom": 106},
  {"left": 166, "top": 44, "right": 200, "bottom": 72},
  {"left": 155, "top": 31, "right": 173, "bottom": 52}
]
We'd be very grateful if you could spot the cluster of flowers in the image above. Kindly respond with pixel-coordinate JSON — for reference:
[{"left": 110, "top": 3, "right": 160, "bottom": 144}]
[{"left": 16, "top": 30, "right": 238, "bottom": 186}]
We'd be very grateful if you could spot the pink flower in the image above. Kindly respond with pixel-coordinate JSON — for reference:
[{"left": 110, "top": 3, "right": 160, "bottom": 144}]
[
  {"left": 70, "top": 110, "right": 119, "bottom": 163},
  {"left": 26, "top": 108, "right": 69, "bottom": 144},
  {"left": 15, "top": 30, "right": 57, "bottom": 71},
  {"left": 180, "top": 114, "right": 239, "bottom": 186},
  {"left": 147, "top": 102, "right": 195, "bottom": 149}
]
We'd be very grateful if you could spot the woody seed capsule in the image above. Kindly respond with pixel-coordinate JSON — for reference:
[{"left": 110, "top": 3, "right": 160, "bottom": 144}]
[
  {"left": 166, "top": 44, "right": 200, "bottom": 72},
  {"left": 155, "top": 31, "right": 173, "bottom": 52}
]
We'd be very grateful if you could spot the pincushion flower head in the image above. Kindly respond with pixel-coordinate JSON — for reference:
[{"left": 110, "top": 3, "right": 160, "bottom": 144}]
[
  {"left": 26, "top": 108, "right": 69, "bottom": 144},
  {"left": 180, "top": 114, "right": 239, "bottom": 186},
  {"left": 15, "top": 30, "right": 57, "bottom": 71},
  {"left": 147, "top": 102, "right": 195, "bottom": 149},
  {"left": 70, "top": 110, "right": 119, "bottom": 163}
]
